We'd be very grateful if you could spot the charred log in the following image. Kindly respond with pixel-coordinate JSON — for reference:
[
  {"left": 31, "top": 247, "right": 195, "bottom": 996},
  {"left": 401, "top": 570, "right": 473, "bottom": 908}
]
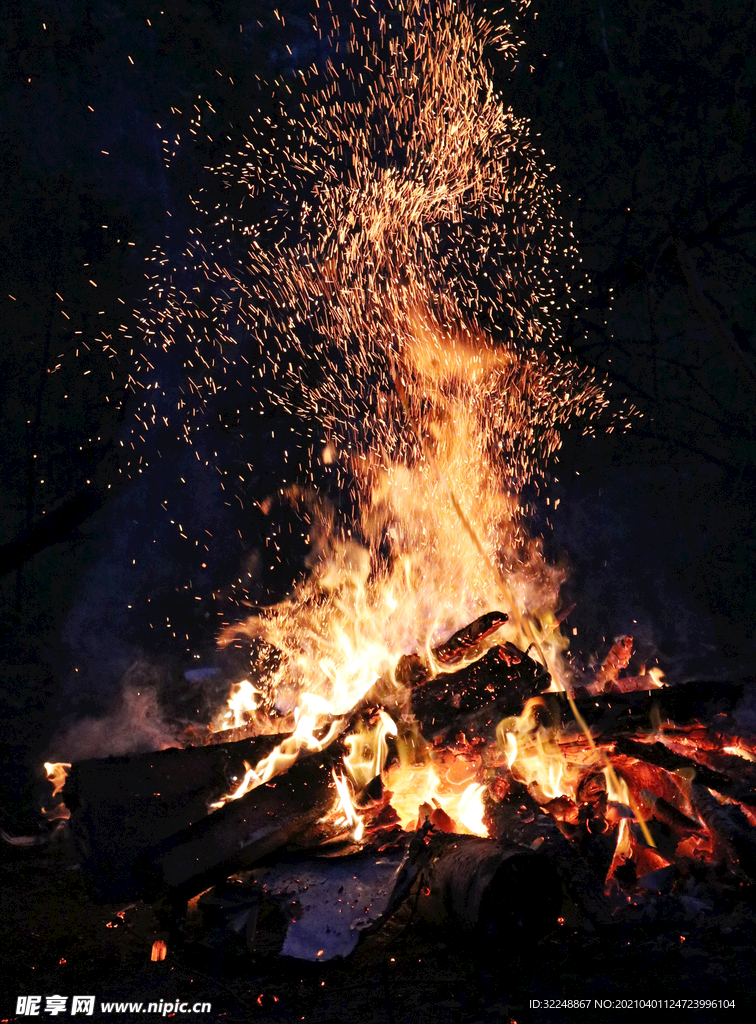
[
  {"left": 197, "top": 827, "right": 559, "bottom": 960},
  {"left": 613, "top": 737, "right": 756, "bottom": 808},
  {"left": 414, "top": 832, "right": 561, "bottom": 942},
  {"left": 486, "top": 784, "right": 612, "bottom": 927},
  {"left": 62, "top": 734, "right": 285, "bottom": 900},
  {"left": 690, "top": 783, "right": 756, "bottom": 881},
  {"left": 591, "top": 635, "right": 634, "bottom": 692},
  {"left": 643, "top": 793, "right": 702, "bottom": 836},
  {"left": 409, "top": 644, "right": 549, "bottom": 742},
  {"left": 562, "top": 679, "right": 752, "bottom": 738},
  {"left": 656, "top": 730, "right": 756, "bottom": 789},
  {"left": 137, "top": 749, "right": 339, "bottom": 900}
]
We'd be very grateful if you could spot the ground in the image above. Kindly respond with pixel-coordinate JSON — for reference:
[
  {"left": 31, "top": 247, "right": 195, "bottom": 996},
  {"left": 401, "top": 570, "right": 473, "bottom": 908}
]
[{"left": 1, "top": 838, "right": 754, "bottom": 1024}]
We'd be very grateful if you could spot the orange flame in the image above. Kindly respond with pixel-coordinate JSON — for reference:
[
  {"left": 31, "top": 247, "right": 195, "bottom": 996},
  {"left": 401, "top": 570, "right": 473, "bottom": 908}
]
[
  {"left": 42, "top": 762, "right": 72, "bottom": 821},
  {"left": 44, "top": 762, "right": 71, "bottom": 798},
  {"left": 150, "top": 940, "right": 167, "bottom": 962},
  {"left": 191, "top": 1, "right": 619, "bottom": 828},
  {"left": 383, "top": 752, "right": 488, "bottom": 837}
]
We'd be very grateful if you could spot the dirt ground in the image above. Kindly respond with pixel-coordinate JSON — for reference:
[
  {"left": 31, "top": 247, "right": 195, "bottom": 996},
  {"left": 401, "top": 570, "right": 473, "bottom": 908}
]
[{"left": 1, "top": 835, "right": 754, "bottom": 1024}]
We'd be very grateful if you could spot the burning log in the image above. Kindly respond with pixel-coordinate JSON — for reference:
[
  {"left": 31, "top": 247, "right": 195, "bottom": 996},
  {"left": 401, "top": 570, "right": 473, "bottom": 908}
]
[
  {"left": 644, "top": 794, "right": 702, "bottom": 836},
  {"left": 655, "top": 730, "right": 756, "bottom": 788},
  {"left": 590, "top": 635, "right": 634, "bottom": 693},
  {"left": 63, "top": 735, "right": 286, "bottom": 899},
  {"left": 486, "top": 784, "right": 612, "bottom": 927},
  {"left": 137, "top": 749, "right": 339, "bottom": 900},
  {"left": 204, "top": 712, "right": 296, "bottom": 745},
  {"left": 408, "top": 644, "right": 549, "bottom": 743},
  {"left": 366, "top": 611, "right": 513, "bottom": 698},
  {"left": 414, "top": 832, "right": 561, "bottom": 941},
  {"left": 607, "top": 753, "right": 690, "bottom": 810},
  {"left": 690, "top": 783, "right": 756, "bottom": 881},
  {"left": 565, "top": 679, "right": 751, "bottom": 737},
  {"left": 607, "top": 754, "right": 702, "bottom": 840},
  {"left": 63, "top": 622, "right": 536, "bottom": 901},
  {"left": 432, "top": 611, "right": 509, "bottom": 666},
  {"left": 613, "top": 737, "right": 756, "bottom": 808}
]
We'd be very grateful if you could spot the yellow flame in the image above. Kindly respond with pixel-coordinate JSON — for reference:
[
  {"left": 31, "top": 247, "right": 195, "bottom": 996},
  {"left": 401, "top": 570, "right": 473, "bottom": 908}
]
[
  {"left": 606, "top": 817, "right": 634, "bottom": 886},
  {"left": 605, "top": 767, "right": 633, "bottom": 807},
  {"left": 724, "top": 744, "right": 756, "bottom": 762},
  {"left": 209, "top": 679, "right": 260, "bottom": 733},
  {"left": 200, "top": 1, "right": 620, "bottom": 825},
  {"left": 383, "top": 753, "right": 488, "bottom": 837},
  {"left": 496, "top": 699, "right": 586, "bottom": 803},
  {"left": 332, "top": 770, "right": 365, "bottom": 842},
  {"left": 343, "top": 710, "right": 398, "bottom": 791},
  {"left": 647, "top": 667, "right": 665, "bottom": 688},
  {"left": 44, "top": 762, "right": 71, "bottom": 798}
]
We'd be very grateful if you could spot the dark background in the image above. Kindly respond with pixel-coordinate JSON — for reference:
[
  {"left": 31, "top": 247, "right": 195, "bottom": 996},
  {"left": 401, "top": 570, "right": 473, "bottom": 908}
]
[{"left": 1, "top": 0, "right": 755, "bottom": 802}]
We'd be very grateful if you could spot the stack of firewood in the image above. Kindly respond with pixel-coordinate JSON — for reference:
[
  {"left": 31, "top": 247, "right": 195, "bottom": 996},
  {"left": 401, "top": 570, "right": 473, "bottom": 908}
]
[{"left": 59, "top": 615, "right": 756, "bottom": 961}]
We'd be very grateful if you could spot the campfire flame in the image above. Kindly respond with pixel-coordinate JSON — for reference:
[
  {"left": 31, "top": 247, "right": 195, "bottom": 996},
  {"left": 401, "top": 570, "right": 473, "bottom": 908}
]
[
  {"left": 201, "top": 0, "right": 623, "bottom": 832},
  {"left": 332, "top": 770, "right": 365, "bottom": 842},
  {"left": 33, "top": 3, "right": 756, "bottom": 926},
  {"left": 383, "top": 757, "right": 488, "bottom": 837},
  {"left": 342, "top": 710, "right": 398, "bottom": 791},
  {"left": 43, "top": 762, "right": 72, "bottom": 821},
  {"left": 210, "top": 679, "right": 260, "bottom": 733},
  {"left": 44, "top": 762, "right": 71, "bottom": 798},
  {"left": 497, "top": 698, "right": 586, "bottom": 804}
]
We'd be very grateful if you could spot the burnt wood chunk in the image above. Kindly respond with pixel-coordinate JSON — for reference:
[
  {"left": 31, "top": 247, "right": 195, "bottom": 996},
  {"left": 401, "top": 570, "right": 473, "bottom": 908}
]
[
  {"left": 432, "top": 611, "right": 509, "bottom": 665},
  {"left": 137, "top": 750, "right": 339, "bottom": 900},
  {"left": 410, "top": 645, "right": 549, "bottom": 742},
  {"left": 62, "top": 734, "right": 287, "bottom": 900},
  {"left": 415, "top": 833, "right": 561, "bottom": 941},
  {"left": 613, "top": 737, "right": 756, "bottom": 808},
  {"left": 690, "top": 783, "right": 756, "bottom": 880}
]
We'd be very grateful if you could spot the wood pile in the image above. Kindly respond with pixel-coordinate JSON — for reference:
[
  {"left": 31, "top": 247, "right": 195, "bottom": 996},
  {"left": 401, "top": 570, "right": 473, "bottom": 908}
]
[{"left": 55, "top": 615, "right": 756, "bottom": 961}]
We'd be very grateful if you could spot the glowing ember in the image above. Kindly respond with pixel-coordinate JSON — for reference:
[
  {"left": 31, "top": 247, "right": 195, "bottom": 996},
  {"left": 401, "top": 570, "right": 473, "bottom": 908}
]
[
  {"left": 383, "top": 759, "right": 488, "bottom": 837},
  {"left": 150, "top": 940, "right": 167, "bottom": 962}
]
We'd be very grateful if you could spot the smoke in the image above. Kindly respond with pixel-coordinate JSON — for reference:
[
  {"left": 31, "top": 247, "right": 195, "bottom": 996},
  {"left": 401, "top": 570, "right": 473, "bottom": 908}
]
[{"left": 47, "top": 661, "right": 181, "bottom": 762}]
